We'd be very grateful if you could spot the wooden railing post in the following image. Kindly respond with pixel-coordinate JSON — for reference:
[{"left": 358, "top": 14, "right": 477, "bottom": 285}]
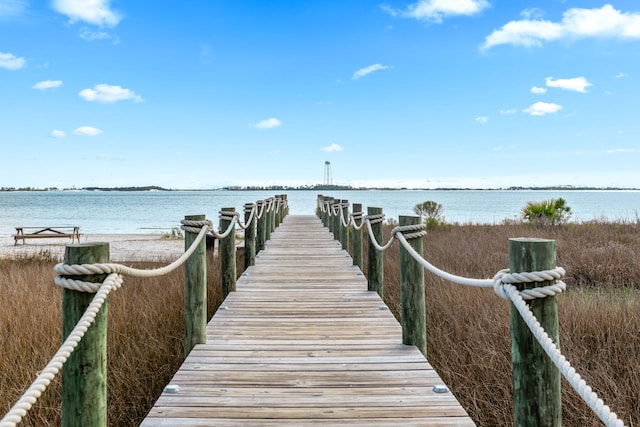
[
  {"left": 183, "top": 215, "right": 207, "bottom": 357},
  {"left": 274, "top": 195, "right": 282, "bottom": 227},
  {"left": 244, "top": 203, "right": 256, "bottom": 268},
  {"left": 316, "top": 194, "right": 323, "bottom": 219},
  {"left": 270, "top": 197, "right": 277, "bottom": 234},
  {"left": 352, "top": 203, "right": 363, "bottom": 269},
  {"left": 220, "top": 208, "right": 236, "bottom": 299},
  {"left": 267, "top": 198, "right": 275, "bottom": 239},
  {"left": 327, "top": 198, "right": 335, "bottom": 236},
  {"left": 367, "top": 207, "right": 384, "bottom": 298},
  {"left": 509, "top": 238, "right": 561, "bottom": 426},
  {"left": 321, "top": 196, "right": 330, "bottom": 227},
  {"left": 332, "top": 201, "right": 341, "bottom": 243},
  {"left": 339, "top": 199, "right": 349, "bottom": 251},
  {"left": 62, "top": 243, "right": 109, "bottom": 427},
  {"left": 399, "top": 215, "right": 426, "bottom": 357},
  {"left": 256, "top": 200, "right": 266, "bottom": 253},
  {"left": 282, "top": 194, "right": 289, "bottom": 217}
]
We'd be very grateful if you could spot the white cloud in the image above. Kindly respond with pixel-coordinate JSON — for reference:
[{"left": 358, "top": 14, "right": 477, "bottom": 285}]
[
  {"left": 520, "top": 8, "right": 544, "bottom": 20},
  {"left": 475, "top": 116, "right": 488, "bottom": 123},
  {"left": 386, "top": 0, "right": 489, "bottom": 23},
  {"left": 79, "top": 27, "right": 115, "bottom": 41},
  {"left": 0, "top": 0, "right": 27, "bottom": 16},
  {"left": 79, "top": 84, "right": 142, "bottom": 103},
  {"left": 615, "top": 72, "right": 628, "bottom": 78},
  {"left": 607, "top": 148, "right": 636, "bottom": 153},
  {"left": 500, "top": 108, "right": 517, "bottom": 115},
  {"left": 323, "top": 143, "right": 344, "bottom": 153},
  {"left": 483, "top": 5, "right": 640, "bottom": 49},
  {"left": 50, "top": 129, "right": 67, "bottom": 138},
  {"left": 523, "top": 101, "right": 563, "bottom": 116},
  {"left": 74, "top": 126, "right": 102, "bottom": 136},
  {"left": 33, "top": 80, "right": 63, "bottom": 90},
  {"left": 545, "top": 76, "right": 592, "bottom": 93},
  {"left": 253, "top": 118, "right": 282, "bottom": 129},
  {"left": 352, "top": 64, "right": 390, "bottom": 80},
  {"left": 52, "top": 0, "right": 122, "bottom": 27},
  {"left": 0, "top": 52, "right": 26, "bottom": 70},
  {"left": 531, "top": 86, "right": 547, "bottom": 94}
]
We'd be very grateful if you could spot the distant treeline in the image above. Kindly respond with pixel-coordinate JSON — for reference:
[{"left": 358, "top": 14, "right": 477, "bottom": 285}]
[
  {"left": 0, "top": 186, "right": 171, "bottom": 192},
  {"left": 1, "top": 185, "right": 638, "bottom": 192}
]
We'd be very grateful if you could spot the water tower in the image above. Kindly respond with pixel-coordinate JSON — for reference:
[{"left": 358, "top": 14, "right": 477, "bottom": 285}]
[{"left": 323, "top": 161, "right": 333, "bottom": 186}]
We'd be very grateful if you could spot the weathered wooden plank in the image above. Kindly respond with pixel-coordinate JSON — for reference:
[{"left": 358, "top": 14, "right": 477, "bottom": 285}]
[{"left": 142, "top": 215, "right": 474, "bottom": 426}]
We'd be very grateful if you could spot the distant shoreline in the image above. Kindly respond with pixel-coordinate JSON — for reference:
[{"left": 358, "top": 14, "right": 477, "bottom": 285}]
[{"left": 1, "top": 185, "right": 639, "bottom": 192}]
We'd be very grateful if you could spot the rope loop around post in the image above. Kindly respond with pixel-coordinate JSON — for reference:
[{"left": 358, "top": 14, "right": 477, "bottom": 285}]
[
  {"left": 350, "top": 211, "right": 364, "bottom": 230},
  {"left": 180, "top": 218, "right": 213, "bottom": 234},
  {"left": 364, "top": 213, "right": 385, "bottom": 225},
  {"left": 492, "top": 267, "right": 567, "bottom": 300},
  {"left": 392, "top": 223, "right": 427, "bottom": 241}
]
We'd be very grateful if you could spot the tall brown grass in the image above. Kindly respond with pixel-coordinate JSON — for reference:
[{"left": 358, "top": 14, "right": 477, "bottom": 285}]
[
  {"left": 2, "top": 221, "right": 640, "bottom": 426},
  {"left": 377, "top": 220, "right": 640, "bottom": 426},
  {"left": 0, "top": 251, "right": 232, "bottom": 426}
]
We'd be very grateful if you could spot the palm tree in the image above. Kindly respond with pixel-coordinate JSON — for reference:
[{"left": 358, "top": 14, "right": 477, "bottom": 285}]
[{"left": 521, "top": 198, "right": 571, "bottom": 225}]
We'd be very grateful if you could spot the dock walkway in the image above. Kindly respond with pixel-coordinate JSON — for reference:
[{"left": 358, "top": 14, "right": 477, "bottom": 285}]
[{"left": 141, "top": 215, "right": 474, "bottom": 426}]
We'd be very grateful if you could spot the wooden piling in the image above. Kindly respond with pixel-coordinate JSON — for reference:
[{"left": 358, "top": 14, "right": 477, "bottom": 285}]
[
  {"left": 399, "top": 216, "right": 426, "bottom": 357},
  {"left": 367, "top": 207, "right": 384, "bottom": 298},
  {"left": 509, "top": 238, "right": 561, "bottom": 427},
  {"left": 256, "top": 200, "right": 266, "bottom": 253},
  {"left": 62, "top": 243, "right": 109, "bottom": 427},
  {"left": 244, "top": 203, "right": 256, "bottom": 268},
  {"left": 220, "top": 208, "right": 236, "bottom": 299},
  {"left": 352, "top": 203, "right": 363, "bottom": 269},
  {"left": 266, "top": 198, "right": 275, "bottom": 240},
  {"left": 340, "top": 199, "right": 349, "bottom": 251},
  {"left": 183, "top": 215, "right": 207, "bottom": 357}
]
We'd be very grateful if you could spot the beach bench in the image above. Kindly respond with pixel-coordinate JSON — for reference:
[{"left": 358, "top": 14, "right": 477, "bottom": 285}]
[{"left": 13, "top": 226, "right": 81, "bottom": 245}]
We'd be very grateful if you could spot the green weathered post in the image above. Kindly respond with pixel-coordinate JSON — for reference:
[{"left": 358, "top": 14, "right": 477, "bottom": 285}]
[
  {"left": 270, "top": 197, "right": 276, "bottom": 234},
  {"left": 183, "top": 214, "right": 207, "bottom": 357},
  {"left": 332, "top": 201, "right": 341, "bottom": 242},
  {"left": 321, "top": 196, "right": 329, "bottom": 226},
  {"left": 220, "top": 208, "right": 237, "bottom": 299},
  {"left": 399, "top": 215, "right": 426, "bottom": 357},
  {"left": 244, "top": 203, "right": 256, "bottom": 268},
  {"left": 274, "top": 195, "right": 282, "bottom": 226},
  {"left": 62, "top": 243, "right": 109, "bottom": 427},
  {"left": 316, "top": 194, "right": 322, "bottom": 218},
  {"left": 352, "top": 203, "right": 363, "bottom": 269},
  {"left": 509, "top": 238, "right": 561, "bottom": 427},
  {"left": 256, "top": 200, "right": 266, "bottom": 253},
  {"left": 267, "top": 198, "right": 275, "bottom": 240},
  {"left": 327, "top": 198, "right": 335, "bottom": 234},
  {"left": 367, "top": 207, "right": 384, "bottom": 298},
  {"left": 340, "top": 199, "right": 350, "bottom": 251}
]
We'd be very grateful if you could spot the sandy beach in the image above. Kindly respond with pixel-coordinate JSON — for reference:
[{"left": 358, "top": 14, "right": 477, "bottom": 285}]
[{"left": 0, "top": 233, "right": 189, "bottom": 262}]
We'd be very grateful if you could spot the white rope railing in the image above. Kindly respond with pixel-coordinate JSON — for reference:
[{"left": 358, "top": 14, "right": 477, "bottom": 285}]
[{"left": 319, "top": 196, "right": 625, "bottom": 427}]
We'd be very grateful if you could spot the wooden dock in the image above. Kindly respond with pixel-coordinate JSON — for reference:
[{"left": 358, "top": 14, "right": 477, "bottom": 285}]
[{"left": 141, "top": 215, "right": 475, "bottom": 426}]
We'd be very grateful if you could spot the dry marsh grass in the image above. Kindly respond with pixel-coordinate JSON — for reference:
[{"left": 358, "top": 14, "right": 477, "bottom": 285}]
[
  {"left": 0, "top": 251, "right": 231, "bottom": 426},
  {"left": 2, "top": 221, "right": 640, "bottom": 426}
]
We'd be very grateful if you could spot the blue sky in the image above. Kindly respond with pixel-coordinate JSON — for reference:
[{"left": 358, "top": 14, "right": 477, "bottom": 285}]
[{"left": 1, "top": 0, "right": 639, "bottom": 189}]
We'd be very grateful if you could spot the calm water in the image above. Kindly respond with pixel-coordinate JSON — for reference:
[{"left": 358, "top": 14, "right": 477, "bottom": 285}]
[{"left": 0, "top": 190, "right": 639, "bottom": 234}]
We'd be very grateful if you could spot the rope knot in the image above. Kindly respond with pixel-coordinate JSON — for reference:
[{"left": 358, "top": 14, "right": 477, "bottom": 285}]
[
  {"left": 393, "top": 223, "right": 427, "bottom": 240},
  {"left": 493, "top": 267, "right": 567, "bottom": 300},
  {"left": 180, "top": 219, "right": 213, "bottom": 234},
  {"left": 364, "top": 213, "right": 385, "bottom": 225},
  {"left": 218, "top": 211, "right": 239, "bottom": 222}
]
